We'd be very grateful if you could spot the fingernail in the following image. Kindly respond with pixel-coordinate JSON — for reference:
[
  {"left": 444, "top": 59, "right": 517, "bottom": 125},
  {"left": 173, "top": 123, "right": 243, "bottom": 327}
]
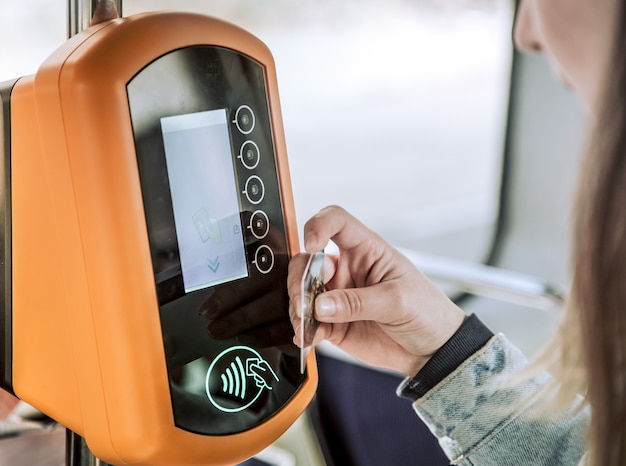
[
  {"left": 207, "top": 319, "right": 228, "bottom": 337},
  {"left": 199, "top": 307, "right": 216, "bottom": 319},
  {"left": 304, "top": 233, "right": 318, "bottom": 254},
  {"left": 315, "top": 296, "right": 336, "bottom": 318},
  {"left": 304, "top": 240, "right": 314, "bottom": 254},
  {"left": 200, "top": 297, "right": 222, "bottom": 319}
]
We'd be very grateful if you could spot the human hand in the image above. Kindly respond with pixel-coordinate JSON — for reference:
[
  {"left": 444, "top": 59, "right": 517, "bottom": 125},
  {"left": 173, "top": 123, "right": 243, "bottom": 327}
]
[
  {"left": 200, "top": 260, "right": 294, "bottom": 348},
  {"left": 200, "top": 212, "right": 294, "bottom": 348},
  {"left": 289, "top": 206, "right": 466, "bottom": 377}
]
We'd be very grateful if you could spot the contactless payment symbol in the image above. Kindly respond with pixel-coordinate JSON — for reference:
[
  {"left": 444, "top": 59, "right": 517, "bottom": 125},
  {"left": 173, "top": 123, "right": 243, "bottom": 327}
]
[{"left": 206, "top": 346, "right": 280, "bottom": 413}]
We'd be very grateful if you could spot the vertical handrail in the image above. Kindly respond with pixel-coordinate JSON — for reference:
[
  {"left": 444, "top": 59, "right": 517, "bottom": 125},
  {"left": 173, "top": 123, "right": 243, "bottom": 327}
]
[
  {"left": 66, "top": 2, "right": 122, "bottom": 465},
  {"left": 66, "top": 430, "right": 106, "bottom": 466},
  {"left": 68, "top": 0, "right": 122, "bottom": 37},
  {"left": 68, "top": 0, "right": 97, "bottom": 37}
]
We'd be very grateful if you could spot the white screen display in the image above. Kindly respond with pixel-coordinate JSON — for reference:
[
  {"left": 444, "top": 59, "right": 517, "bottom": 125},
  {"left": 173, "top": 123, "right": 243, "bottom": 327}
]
[{"left": 161, "top": 109, "right": 248, "bottom": 292}]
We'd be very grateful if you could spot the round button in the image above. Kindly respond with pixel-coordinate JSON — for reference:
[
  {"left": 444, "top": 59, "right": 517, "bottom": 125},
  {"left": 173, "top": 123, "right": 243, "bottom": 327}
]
[
  {"left": 233, "top": 105, "right": 255, "bottom": 134},
  {"left": 253, "top": 245, "right": 274, "bottom": 274},
  {"left": 243, "top": 175, "right": 265, "bottom": 205},
  {"left": 239, "top": 141, "right": 260, "bottom": 169},
  {"left": 249, "top": 210, "right": 270, "bottom": 239}
]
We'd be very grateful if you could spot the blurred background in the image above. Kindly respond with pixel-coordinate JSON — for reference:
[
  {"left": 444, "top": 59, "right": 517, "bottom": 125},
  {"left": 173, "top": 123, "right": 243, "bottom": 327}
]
[{"left": 0, "top": 0, "right": 514, "bottom": 263}]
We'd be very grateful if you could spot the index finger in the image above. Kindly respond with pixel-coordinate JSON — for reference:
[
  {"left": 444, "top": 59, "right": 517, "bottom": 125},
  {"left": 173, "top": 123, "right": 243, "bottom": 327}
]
[
  {"left": 287, "top": 253, "right": 310, "bottom": 316},
  {"left": 303, "top": 205, "right": 380, "bottom": 254}
]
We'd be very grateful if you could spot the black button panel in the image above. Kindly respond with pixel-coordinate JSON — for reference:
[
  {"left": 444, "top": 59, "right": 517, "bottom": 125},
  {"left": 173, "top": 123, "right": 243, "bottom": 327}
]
[{"left": 232, "top": 105, "right": 273, "bottom": 273}]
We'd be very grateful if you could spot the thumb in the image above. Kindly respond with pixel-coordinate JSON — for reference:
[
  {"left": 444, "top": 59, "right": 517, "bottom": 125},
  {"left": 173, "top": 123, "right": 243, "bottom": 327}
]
[{"left": 314, "top": 286, "right": 391, "bottom": 324}]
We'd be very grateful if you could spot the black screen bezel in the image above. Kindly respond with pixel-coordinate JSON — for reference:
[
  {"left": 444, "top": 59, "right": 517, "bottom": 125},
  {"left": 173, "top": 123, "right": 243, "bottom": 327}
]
[{"left": 127, "top": 46, "right": 304, "bottom": 435}]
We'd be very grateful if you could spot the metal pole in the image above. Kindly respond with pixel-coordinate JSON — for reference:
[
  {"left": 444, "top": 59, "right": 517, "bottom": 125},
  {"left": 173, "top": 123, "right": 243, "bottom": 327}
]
[
  {"left": 68, "top": 0, "right": 122, "bottom": 38},
  {"left": 66, "top": 430, "right": 109, "bottom": 466},
  {"left": 68, "top": 0, "right": 96, "bottom": 38},
  {"left": 66, "top": 1, "right": 122, "bottom": 464}
]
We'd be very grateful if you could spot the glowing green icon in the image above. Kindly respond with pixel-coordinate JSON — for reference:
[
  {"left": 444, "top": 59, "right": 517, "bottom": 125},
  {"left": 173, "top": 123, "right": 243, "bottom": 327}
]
[{"left": 205, "top": 346, "right": 280, "bottom": 413}]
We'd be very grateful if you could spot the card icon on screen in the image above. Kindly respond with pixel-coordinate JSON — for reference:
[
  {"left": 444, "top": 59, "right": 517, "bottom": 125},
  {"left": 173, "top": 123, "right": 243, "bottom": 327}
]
[{"left": 193, "top": 208, "right": 222, "bottom": 244}]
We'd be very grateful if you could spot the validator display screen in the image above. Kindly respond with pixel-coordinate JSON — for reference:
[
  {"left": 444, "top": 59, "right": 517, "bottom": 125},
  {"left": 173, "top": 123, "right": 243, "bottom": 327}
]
[{"left": 161, "top": 110, "right": 248, "bottom": 292}]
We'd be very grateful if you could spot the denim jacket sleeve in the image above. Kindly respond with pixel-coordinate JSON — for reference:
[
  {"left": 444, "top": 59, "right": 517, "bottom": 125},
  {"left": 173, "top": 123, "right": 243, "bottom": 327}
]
[{"left": 411, "top": 334, "right": 590, "bottom": 465}]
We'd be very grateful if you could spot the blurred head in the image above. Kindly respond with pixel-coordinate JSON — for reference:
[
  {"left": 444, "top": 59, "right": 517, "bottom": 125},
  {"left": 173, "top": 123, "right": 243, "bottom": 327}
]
[{"left": 513, "top": 0, "right": 618, "bottom": 111}]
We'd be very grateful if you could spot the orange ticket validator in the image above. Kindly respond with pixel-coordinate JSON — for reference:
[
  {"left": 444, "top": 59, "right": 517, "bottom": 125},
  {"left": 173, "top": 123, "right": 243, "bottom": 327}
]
[{"left": 0, "top": 11, "right": 316, "bottom": 465}]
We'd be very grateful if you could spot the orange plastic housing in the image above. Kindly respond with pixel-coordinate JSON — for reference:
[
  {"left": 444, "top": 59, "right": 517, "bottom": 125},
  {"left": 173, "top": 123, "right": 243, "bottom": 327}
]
[{"left": 10, "top": 11, "right": 316, "bottom": 465}]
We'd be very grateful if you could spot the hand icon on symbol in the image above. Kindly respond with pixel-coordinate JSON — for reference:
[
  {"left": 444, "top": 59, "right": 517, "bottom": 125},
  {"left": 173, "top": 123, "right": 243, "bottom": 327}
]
[{"left": 246, "top": 358, "right": 279, "bottom": 391}]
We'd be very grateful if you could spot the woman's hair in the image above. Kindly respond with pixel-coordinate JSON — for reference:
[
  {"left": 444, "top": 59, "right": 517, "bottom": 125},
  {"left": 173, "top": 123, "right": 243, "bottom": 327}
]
[
  {"left": 576, "top": 1, "right": 626, "bottom": 462},
  {"left": 542, "top": 1, "right": 626, "bottom": 464}
]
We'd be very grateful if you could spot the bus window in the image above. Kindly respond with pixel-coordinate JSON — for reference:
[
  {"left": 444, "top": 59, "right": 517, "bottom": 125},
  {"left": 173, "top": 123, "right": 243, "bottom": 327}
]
[
  {"left": 127, "top": 0, "right": 515, "bottom": 263},
  {"left": 0, "top": 0, "right": 514, "bottom": 263}
]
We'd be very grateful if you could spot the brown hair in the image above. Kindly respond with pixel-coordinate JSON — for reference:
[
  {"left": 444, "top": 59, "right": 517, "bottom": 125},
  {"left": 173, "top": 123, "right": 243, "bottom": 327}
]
[
  {"left": 531, "top": 2, "right": 626, "bottom": 463},
  {"left": 575, "top": 0, "right": 626, "bottom": 461}
]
